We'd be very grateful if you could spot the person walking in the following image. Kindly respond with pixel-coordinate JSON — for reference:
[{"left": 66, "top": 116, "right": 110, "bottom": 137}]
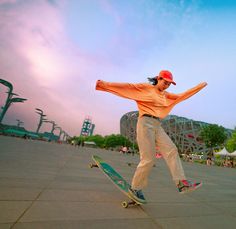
[{"left": 96, "top": 70, "right": 207, "bottom": 203}]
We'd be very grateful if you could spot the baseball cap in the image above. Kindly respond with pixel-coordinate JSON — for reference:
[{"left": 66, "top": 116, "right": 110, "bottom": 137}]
[{"left": 157, "top": 70, "right": 176, "bottom": 85}]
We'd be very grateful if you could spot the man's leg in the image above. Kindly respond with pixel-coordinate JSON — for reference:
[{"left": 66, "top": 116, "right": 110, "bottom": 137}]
[
  {"left": 155, "top": 125, "right": 186, "bottom": 184},
  {"left": 131, "top": 117, "right": 156, "bottom": 190}
]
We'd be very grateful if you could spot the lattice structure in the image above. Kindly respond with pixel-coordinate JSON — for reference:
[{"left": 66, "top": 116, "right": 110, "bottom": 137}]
[
  {"left": 120, "top": 111, "right": 138, "bottom": 144},
  {"left": 161, "top": 115, "right": 207, "bottom": 154},
  {"left": 120, "top": 111, "right": 230, "bottom": 154}
]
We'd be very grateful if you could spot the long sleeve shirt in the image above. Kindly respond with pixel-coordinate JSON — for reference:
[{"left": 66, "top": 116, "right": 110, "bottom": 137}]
[{"left": 96, "top": 80, "right": 207, "bottom": 119}]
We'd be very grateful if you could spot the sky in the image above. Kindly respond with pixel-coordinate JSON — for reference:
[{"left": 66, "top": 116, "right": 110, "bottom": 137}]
[{"left": 0, "top": 0, "right": 236, "bottom": 137}]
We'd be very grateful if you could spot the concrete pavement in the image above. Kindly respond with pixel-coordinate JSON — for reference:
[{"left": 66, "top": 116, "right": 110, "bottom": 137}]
[{"left": 0, "top": 135, "right": 236, "bottom": 229}]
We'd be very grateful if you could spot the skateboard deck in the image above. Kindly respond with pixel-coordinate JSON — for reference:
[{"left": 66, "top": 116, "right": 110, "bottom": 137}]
[{"left": 90, "top": 155, "right": 146, "bottom": 208}]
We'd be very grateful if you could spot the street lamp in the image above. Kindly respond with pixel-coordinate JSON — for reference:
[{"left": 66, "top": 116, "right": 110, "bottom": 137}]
[
  {"left": 62, "top": 131, "right": 68, "bottom": 141},
  {"left": 35, "top": 108, "right": 47, "bottom": 133},
  {"left": 0, "top": 79, "right": 27, "bottom": 123},
  {"left": 0, "top": 79, "right": 13, "bottom": 91},
  {"left": 61, "top": 131, "right": 65, "bottom": 141},
  {"left": 43, "top": 120, "right": 57, "bottom": 141},
  {"left": 66, "top": 133, "right": 71, "bottom": 141},
  {"left": 54, "top": 126, "right": 63, "bottom": 139},
  {"left": 50, "top": 121, "right": 57, "bottom": 134}
]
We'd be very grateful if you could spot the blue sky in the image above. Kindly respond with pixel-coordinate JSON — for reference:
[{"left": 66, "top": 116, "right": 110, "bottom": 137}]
[{"left": 0, "top": 0, "right": 235, "bottom": 136}]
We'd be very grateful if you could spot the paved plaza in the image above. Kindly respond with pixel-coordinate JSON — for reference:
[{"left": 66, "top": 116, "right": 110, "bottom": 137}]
[{"left": 0, "top": 135, "right": 236, "bottom": 229}]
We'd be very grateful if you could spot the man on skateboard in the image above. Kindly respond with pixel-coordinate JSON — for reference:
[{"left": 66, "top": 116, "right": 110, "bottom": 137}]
[{"left": 96, "top": 70, "right": 207, "bottom": 202}]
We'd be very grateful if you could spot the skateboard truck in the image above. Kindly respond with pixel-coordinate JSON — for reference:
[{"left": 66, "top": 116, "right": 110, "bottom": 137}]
[
  {"left": 89, "top": 163, "right": 99, "bottom": 168},
  {"left": 122, "top": 200, "right": 140, "bottom": 208}
]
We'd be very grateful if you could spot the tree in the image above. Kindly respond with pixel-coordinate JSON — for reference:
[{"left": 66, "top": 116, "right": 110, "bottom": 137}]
[
  {"left": 86, "top": 135, "right": 105, "bottom": 147},
  {"left": 70, "top": 135, "right": 105, "bottom": 147},
  {"left": 70, "top": 134, "right": 133, "bottom": 149},
  {"left": 200, "top": 124, "right": 227, "bottom": 155},
  {"left": 104, "top": 134, "right": 132, "bottom": 148},
  {"left": 226, "top": 128, "right": 236, "bottom": 153}
]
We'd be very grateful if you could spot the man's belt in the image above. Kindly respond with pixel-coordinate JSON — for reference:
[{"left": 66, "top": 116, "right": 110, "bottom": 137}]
[{"left": 143, "top": 114, "right": 161, "bottom": 121}]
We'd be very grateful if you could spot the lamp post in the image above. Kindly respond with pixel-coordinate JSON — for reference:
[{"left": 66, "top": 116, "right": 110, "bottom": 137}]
[
  {"left": 58, "top": 130, "right": 70, "bottom": 142},
  {"left": 35, "top": 108, "right": 47, "bottom": 133},
  {"left": 61, "top": 131, "right": 65, "bottom": 141},
  {"left": 50, "top": 121, "right": 57, "bottom": 134},
  {"left": 54, "top": 126, "right": 63, "bottom": 139},
  {"left": 62, "top": 131, "right": 68, "bottom": 141},
  {"left": 66, "top": 134, "right": 71, "bottom": 141},
  {"left": 0, "top": 79, "right": 27, "bottom": 123},
  {"left": 43, "top": 120, "right": 57, "bottom": 141}
]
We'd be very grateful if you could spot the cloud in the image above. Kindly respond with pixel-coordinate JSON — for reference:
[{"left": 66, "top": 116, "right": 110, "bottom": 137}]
[
  {"left": 0, "top": 1, "right": 89, "bottom": 135},
  {"left": 0, "top": 0, "right": 126, "bottom": 136}
]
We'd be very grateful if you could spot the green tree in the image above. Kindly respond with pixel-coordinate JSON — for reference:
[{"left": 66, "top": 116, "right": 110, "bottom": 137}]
[
  {"left": 85, "top": 135, "right": 105, "bottom": 147},
  {"left": 70, "top": 134, "right": 134, "bottom": 149},
  {"left": 70, "top": 135, "right": 104, "bottom": 147},
  {"left": 226, "top": 128, "right": 236, "bottom": 153},
  {"left": 200, "top": 124, "right": 227, "bottom": 155},
  {"left": 104, "top": 134, "right": 132, "bottom": 148}
]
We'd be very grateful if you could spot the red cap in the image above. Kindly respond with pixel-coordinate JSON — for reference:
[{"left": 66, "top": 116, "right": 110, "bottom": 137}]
[{"left": 157, "top": 70, "right": 176, "bottom": 85}]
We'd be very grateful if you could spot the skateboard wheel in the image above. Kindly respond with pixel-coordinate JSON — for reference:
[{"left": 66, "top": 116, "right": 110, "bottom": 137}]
[
  {"left": 89, "top": 163, "right": 98, "bottom": 168},
  {"left": 89, "top": 163, "right": 94, "bottom": 168},
  {"left": 122, "top": 201, "right": 128, "bottom": 208}
]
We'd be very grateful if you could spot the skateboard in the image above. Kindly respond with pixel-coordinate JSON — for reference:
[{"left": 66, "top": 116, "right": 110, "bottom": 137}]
[{"left": 90, "top": 155, "right": 146, "bottom": 208}]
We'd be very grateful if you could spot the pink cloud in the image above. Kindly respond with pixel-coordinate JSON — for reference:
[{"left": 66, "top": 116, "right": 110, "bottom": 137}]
[{"left": 0, "top": 0, "right": 119, "bottom": 136}]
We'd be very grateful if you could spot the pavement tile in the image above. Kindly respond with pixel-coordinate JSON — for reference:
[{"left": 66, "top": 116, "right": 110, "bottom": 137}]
[
  {"left": 0, "top": 188, "right": 41, "bottom": 201},
  {"left": 0, "top": 201, "right": 32, "bottom": 223},
  {"left": 0, "top": 223, "right": 12, "bottom": 229},
  {"left": 48, "top": 179, "right": 118, "bottom": 191},
  {"left": 0, "top": 178, "right": 50, "bottom": 189},
  {"left": 156, "top": 215, "right": 236, "bottom": 229},
  {"left": 13, "top": 219, "right": 161, "bottom": 229},
  {"left": 19, "top": 201, "right": 148, "bottom": 222},
  {"left": 209, "top": 201, "right": 236, "bottom": 216},
  {"left": 146, "top": 191, "right": 199, "bottom": 203},
  {"left": 38, "top": 189, "right": 124, "bottom": 202},
  {"left": 142, "top": 202, "right": 219, "bottom": 218}
]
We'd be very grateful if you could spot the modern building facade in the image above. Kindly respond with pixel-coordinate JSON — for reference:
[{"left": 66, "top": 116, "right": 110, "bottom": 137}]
[{"left": 80, "top": 116, "right": 95, "bottom": 136}]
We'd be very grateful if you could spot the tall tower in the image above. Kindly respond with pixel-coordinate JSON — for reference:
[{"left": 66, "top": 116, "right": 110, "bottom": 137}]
[{"left": 80, "top": 116, "right": 95, "bottom": 136}]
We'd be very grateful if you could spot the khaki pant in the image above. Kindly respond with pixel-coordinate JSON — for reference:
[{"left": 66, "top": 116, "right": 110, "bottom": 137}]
[{"left": 131, "top": 116, "right": 186, "bottom": 190}]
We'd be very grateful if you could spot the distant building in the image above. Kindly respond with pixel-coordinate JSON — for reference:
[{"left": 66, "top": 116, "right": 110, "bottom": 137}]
[
  {"left": 120, "top": 111, "right": 232, "bottom": 154},
  {"left": 80, "top": 116, "right": 95, "bottom": 136}
]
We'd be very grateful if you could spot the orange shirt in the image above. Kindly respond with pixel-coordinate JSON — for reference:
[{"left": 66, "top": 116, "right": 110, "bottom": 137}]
[{"left": 96, "top": 80, "right": 207, "bottom": 119}]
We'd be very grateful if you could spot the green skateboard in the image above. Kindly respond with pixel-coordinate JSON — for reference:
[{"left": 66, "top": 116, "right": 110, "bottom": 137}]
[{"left": 90, "top": 155, "right": 146, "bottom": 208}]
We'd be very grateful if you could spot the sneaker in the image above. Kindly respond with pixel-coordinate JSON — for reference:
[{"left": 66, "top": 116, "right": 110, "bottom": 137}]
[
  {"left": 128, "top": 188, "right": 147, "bottom": 203},
  {"left": 177, "top": 180, "right": 202, "bottom": 194}
]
